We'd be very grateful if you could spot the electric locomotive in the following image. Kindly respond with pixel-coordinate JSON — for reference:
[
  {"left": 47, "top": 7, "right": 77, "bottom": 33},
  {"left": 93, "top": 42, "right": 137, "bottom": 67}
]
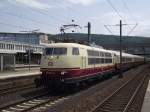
[{"left": 35, "top": 43, "right": 144, "bottom": 87}]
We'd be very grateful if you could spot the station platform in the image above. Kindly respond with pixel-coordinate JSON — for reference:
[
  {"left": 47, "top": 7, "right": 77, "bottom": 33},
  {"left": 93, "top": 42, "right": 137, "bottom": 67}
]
[
  {"left": 15, "top": 64, "right": 40, "bottom": 68},
  {"left": 0, "top": 67, "right": 41, "bottom": 80},
  {"left": 141, "top": 80, "right": 150, "bottom": 112}
]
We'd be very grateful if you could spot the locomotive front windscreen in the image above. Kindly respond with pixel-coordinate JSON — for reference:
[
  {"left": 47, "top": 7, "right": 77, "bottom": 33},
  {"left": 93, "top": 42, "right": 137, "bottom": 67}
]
[{"left": 45, "top": 47, "right": 67, "bottom": 55}]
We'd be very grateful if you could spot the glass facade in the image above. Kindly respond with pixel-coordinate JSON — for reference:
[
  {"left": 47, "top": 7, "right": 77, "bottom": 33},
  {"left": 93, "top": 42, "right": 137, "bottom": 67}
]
[{"left": 0, "top": 33, "right": 40, "bottom": 45}]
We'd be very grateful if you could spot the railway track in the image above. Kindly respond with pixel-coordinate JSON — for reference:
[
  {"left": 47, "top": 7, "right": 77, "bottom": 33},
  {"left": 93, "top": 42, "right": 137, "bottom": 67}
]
[
  {"left": 90, "top": 71, "right": 148, "bottom": 112},
  {"left": 0, "top": 91, "right": 67, "bottom": 112},
  {"left": 0, "top": 83, "right": 36, "bottom": 96},
  {"left": 1, "top": 65, "right": 148, "bottom": 112}
]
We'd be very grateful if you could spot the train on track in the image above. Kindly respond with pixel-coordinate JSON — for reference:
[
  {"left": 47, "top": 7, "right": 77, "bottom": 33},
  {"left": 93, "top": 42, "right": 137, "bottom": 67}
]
[{"left": 35, "top": 43, "right": 145, "bottom": 88}]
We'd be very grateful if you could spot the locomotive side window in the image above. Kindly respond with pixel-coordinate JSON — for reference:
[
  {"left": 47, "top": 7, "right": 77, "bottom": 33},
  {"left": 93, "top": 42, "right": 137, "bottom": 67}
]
[
  {"left": 72, "top": 47, "right": 79, "bottom": 55},
  {"left": 87, "top": 50, "right": 93, "bottom": 56}
]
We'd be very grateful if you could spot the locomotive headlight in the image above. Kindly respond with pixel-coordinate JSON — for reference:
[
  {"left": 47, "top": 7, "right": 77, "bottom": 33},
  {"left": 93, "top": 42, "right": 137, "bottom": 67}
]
[{"left": 61, "top": 71, "right": 67, "bottom": 75}]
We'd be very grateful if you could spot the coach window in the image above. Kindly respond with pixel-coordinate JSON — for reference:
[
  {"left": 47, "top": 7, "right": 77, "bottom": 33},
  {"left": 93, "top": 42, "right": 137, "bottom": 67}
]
[
  {"left": 105, "top": 53, "right": 111, "bottom": 57},
  {"left": 101, "top": 58, "right": 104, "bottom": 63},
  {"left": 72, "top": 47, "right": 79, "bottom": 55},
  {"left": 87, "top": 50, "right": 92, "bottom": 56},
  {"left": 94, "top": 51, "right": 99, "bottom": 56},
  {"left": 100, "top": 52, "right": 104, "bottom": 57}
]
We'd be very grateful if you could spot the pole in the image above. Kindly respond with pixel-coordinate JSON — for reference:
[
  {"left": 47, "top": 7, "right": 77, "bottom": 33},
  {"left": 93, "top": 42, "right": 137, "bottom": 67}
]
[
  {"left": 143, "top": 47, "right": 146, "bottom": 63},
  {"left": 119, "top": 20, "right": 123, "bottom": 78},
  {"left": 13, "top": 54, "right": 16, "bottom": 71},
  {"left": 88, "top": 22, "right": 91, "bottom": 45},
  {"left": 0, "top": 54, "right": 3, "bottom": 71},
  {"left": 28, "top": 33, "right": 31, "bottom": 71}
]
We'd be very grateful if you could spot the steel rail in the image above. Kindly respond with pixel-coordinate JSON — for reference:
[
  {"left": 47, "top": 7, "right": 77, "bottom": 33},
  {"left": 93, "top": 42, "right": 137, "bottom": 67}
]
[{"left": 90, "top": 72, "right": 146, "bottom": 112}]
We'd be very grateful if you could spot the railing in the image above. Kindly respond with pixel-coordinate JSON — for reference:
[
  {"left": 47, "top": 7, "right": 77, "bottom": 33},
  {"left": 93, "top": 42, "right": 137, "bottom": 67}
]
[{"left": 0, "top": 41, "right": 44, "bottom": 54}]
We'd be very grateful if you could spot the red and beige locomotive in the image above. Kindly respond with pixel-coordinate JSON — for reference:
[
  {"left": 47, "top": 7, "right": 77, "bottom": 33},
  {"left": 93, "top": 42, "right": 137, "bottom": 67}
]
[{"left": 36, "top": 43, "right": 144, "bottom": 87}]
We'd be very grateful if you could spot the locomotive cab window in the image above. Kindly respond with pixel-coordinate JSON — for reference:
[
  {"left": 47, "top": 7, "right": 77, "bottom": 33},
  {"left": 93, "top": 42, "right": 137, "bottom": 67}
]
[
  {"left": 45, "top": 47, "right": 67, "bottom": 55},
  {"left": 72, "top": 47, "right": 79, "bottom": 55},
  {"left": 53, "top": 48, "right": 67, "bottom": 55},
  {"left": 45, "top": 48, "right": 53, "bottom": 55}
]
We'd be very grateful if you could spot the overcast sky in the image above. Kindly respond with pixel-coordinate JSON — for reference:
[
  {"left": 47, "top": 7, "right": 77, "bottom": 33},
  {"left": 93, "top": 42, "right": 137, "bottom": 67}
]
[{"left": 0, "top": 0, "right": 150, "bottom": 37}]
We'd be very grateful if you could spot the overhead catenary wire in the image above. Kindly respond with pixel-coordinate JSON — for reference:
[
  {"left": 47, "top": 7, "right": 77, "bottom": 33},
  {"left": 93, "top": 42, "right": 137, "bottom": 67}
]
[
  {"left": 8, "top": 2, "right": 67, "bottom": 25},
  {"left": 106, "top": 0, "right": 123, "bottom": 20},
  {"left": 14, "top": 2, "right": 85, "bottom": 33},
  {"left": 40, "top": 1, "right": 88, "bottom": 27},
  {"left": 0, "top": 3, "right": 65, "bottom": 33},
  {"left": 106, "top": 0, "right": 131, "bottom": 31},
  {"left": 121, "top": 0, "right": 138, "bottom": 23},
  {"left": 26, "top": 6, "right": 67, "bottom": 24},
  {"left": 52, "top": 1, "right": 88, "bottom": 21},
  {"left": 121, "top": 0, "right": 138, "bottom": 36},
  {"left": 104, "top": 25, "right": 114, "bottom": 35},
  {"left": 0, "top": 11, "right": 58, "bottom": 28},
  {"left": 127, "top": 23, "right": 138, "bottom": 36},
  {"left": 6, "top": 1, "right": 88, "bottom": 34},
  {"left": 105, "top": 0, "right": 140, "bottom": 36},
  {"left": 0, "top": 21, "right": 33, "bottom": 31},
  {"left": 38, "top": 2, "right": 87, "bottom": 33},
  {"left": 0, "top": 21, "right": 57, "bottom": 33}
]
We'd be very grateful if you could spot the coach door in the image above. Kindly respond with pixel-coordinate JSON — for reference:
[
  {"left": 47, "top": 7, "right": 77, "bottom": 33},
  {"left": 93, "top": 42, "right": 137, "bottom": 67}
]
[{"left": 82, "top": 56, "right": 86, "bottom": 68}]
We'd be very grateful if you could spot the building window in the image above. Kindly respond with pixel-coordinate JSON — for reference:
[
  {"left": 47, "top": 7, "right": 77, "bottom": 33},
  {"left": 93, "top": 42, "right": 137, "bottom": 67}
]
[
  {"left": 0, "top": 43, "right": 5, "bottom": 49},
  {"left": 0, "top": 43, "right": 2, "bottom": 49}
]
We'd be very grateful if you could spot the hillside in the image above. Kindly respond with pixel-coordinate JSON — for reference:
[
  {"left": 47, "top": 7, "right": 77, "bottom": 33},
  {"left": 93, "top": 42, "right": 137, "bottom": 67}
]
[{"left": 48, "top": 33, "right": 150, "bottom": 46}]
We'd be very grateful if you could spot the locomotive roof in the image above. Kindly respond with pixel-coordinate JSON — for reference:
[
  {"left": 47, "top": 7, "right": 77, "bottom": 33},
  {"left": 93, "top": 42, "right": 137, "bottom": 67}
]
[
  {"left": 46, "top": 43, "right": 91, "bottom": 48},
  {"left": 46, "top": 43, "right": 107, "bottom": 51}
]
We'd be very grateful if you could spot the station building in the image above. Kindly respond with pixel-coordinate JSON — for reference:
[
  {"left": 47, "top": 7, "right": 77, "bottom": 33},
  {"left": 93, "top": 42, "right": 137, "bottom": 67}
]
[{"left": 0, "top": 32, "right": 49, "bottom": 71}]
